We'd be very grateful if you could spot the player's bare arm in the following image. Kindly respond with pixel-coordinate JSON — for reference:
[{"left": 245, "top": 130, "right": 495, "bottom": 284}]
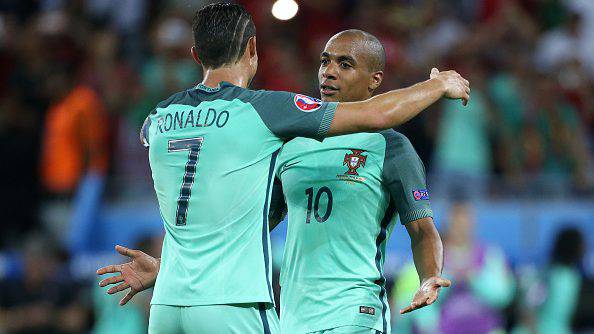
[
  {"left": 328, "top": 68, "right": 470, "bottom": 136},
  {"left": 97, "top": 245, "right": 160, "bottom": 306},
  {"left": 400, "top": 217, "right": 451, "bottom": 314}
]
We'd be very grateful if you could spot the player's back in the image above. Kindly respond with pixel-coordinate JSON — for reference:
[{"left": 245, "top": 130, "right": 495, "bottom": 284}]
[{"left": 142, "top": 82, "right": 337, "bottom": 307}]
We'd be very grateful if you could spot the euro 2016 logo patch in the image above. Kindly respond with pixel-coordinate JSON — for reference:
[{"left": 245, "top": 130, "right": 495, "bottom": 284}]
[
  {"left": 294, "top": 94, "right": 322, "bottom": 112},
  {"left": 336, "top": 149, "right": 367, "bottom": 183},
  {"left": 413, "top": 189, "right": 430, "bottom": 201}
]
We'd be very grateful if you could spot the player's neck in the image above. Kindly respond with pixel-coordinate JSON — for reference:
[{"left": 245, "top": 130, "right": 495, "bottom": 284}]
[{"left": 201, "top": 65, "right": 251, "bottom": 89}]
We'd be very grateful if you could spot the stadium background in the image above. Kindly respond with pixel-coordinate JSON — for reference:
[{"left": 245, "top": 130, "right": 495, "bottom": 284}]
[{"left": 0, "top": 0, "right": 593, "bottom": 333}]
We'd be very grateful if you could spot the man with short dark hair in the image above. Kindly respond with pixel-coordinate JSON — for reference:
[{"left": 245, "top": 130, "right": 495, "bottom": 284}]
[
  {"left": 97, "top": 3, "right": 469, "bottom": 333},
  {"left": 271, "top": 29, "right": 449, "bottom": 334}
]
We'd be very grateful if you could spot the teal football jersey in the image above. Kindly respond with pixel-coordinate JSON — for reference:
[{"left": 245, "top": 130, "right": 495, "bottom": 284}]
[
  {"left": 274, "top": 131, "right": 433, "bottom": 333},
  {"left": 141, "top": 82, "right": 336, "bottom": 306}
]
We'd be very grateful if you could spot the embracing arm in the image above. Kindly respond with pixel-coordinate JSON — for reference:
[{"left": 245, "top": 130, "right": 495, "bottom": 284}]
[
  {"left": 249, "top": 69, "right": 468, "bottom": 142},
  {"left": 328, "top": 68, "right": 470, "bottom": 136}
]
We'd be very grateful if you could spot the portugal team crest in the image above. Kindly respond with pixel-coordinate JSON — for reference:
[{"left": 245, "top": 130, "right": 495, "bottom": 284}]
[
  {"left": 343, "top": 149, "right": 367, "bottom": 175},
  {"left": 294, "top": 94, "right": 322, "bottom": 112}
]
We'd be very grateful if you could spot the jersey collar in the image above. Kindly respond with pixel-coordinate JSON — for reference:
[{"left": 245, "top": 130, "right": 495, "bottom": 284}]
[{"left": 195, "top": 81, "right": 235, "bottom": 92}]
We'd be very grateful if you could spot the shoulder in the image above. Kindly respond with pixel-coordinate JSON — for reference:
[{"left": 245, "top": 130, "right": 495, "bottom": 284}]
[
  {"left": 241, "top": 89, "right": 295, "bottom": 106},
  {"left": 244, "top": 89, "right": 329, "bottom": 110},
  {"left": 153, "top": 85, "right": 253, "bottom": 110},
  {"left": 246, "top": 88, "right": 293, "bottom": 97},
  {"left": 379, "top": 130, "right": 425, "bottom": 177},
  {"left": 379, "top": 129, "right": 415, "bottom": 155},
  {"left": 379, "top": 129, "right": 410, "bottom": 142},
  {"left": 154, "top": 89, "right": 195, "bottom": 110}
]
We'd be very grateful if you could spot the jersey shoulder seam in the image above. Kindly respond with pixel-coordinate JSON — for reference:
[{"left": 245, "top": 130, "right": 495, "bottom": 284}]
[{"left": 155, "top": 86, "right": 256, "bottom": 109}]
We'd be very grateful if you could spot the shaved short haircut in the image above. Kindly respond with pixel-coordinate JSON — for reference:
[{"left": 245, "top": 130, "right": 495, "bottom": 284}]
[
  {"left": 334, "top": 29, "right": 386, "bottom": 72},
  {"left": 192, "top": 2, "right": 256, "bottom": 69}
]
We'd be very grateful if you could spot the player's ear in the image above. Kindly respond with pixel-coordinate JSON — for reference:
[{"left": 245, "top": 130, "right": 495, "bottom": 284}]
[
  {"left": 247, "top": 36, "right": 258, "bottom": 72},
  {"left": 369, "top": 71, "right": 383, "bottom": 91},
  {"left": 247, "top": 36, "right": 257, "bottom": 59},
  {"left": 190, "top": 46, "right": 202, "bottom": 65}
]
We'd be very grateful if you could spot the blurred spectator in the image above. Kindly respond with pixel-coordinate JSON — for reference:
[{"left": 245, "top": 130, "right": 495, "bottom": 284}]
[
  {"left": 40, "top": 69, "right": 109, "bottom": 195},
  {"left": 0, "top": 234, "right": 88, "bottom": 334},
  {"left": 432, "top": 62, "right": 492, "bottom": 199},
  {"left": 513, "top": 227, "right": 585, "bottom": 334},
  {"left": 438, "top": 201, "right": 515, "bottom": 334},
  {"left": 526, "top": 74, "right": 592, "bottom": 193},
  {"left": 39, "top": 63, "right": 110, "bottom": 249},
  {"left": 391, "top": 202, "right": 515, "bottom": 334},
  {"left": 488, "top": 52, "right": 532, "bottom": 190}
]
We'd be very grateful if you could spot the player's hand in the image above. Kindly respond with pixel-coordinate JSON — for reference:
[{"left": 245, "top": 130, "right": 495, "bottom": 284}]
[
  {"left": 400, "top": 276, "right": 451, "bottom": 314},
  {"left": 430, "top": 68, "right": 470, "bottom": 106},
  {"left": 97, "top": 245, "right": 160, "bottom": 306}
]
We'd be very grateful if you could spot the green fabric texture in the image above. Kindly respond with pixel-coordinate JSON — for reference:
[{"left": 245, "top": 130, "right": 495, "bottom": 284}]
[
  {"left": 148, "top": 303, "right": 280, "bottom": 334},
  {"left": 145, "top": 83, "right": 336, "bottom": 307},
  {"left": 275, "top": 130, "right": 432, "bottom": 334}
]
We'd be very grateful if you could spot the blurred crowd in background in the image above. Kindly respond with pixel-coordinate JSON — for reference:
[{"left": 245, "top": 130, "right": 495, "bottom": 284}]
[{"left": 0, "top": 0, "right": 593, "bottom": 333}]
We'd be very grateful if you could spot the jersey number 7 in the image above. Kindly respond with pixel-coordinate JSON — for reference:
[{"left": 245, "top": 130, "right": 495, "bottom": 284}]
[{"left": 168, "top": 137, "right": 204, "bottom": 226}]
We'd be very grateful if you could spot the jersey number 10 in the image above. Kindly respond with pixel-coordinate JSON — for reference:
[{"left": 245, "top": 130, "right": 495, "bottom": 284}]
[
  {"left": 168, "top": 137, "right": 204, "bottom": 226},
  {"left": 305, "top": 187, "right": 333, "bottom": 223}
]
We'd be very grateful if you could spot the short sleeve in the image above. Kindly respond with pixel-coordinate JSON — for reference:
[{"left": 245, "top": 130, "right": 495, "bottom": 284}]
[
  {"left": 250, "top": 90, "right": 337, "bottom": 141},
  {"left": 140, "top": 116, "right": 151, "bottom": 147},
  {"left": 381, "top": 130, "right": 433, "bottom": 224}
]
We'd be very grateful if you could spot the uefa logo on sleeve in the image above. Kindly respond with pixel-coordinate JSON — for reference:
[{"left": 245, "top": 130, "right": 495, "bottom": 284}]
[
  {"left": 294, "top": 94, "right": 322, "bottom": 112},
  {"left": 412, "top": 189, "right": 430, "bottom": 201}
]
